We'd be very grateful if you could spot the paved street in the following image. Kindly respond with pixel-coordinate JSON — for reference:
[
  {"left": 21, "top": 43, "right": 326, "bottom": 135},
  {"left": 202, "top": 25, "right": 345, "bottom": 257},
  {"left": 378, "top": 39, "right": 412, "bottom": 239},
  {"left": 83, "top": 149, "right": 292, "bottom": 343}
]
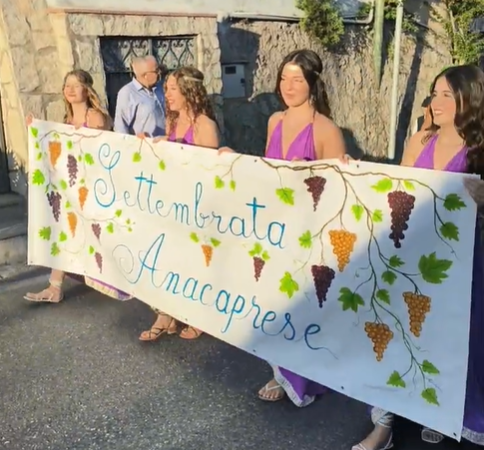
[{"left": 0, "top": 274, "right": 480, "bottom": 450}]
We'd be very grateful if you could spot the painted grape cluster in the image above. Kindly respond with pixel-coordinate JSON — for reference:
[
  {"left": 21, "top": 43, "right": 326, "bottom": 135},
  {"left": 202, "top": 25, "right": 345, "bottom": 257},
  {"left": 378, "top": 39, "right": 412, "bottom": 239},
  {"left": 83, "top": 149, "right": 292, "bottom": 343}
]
[{"left": 388, "top": 190, "right": 416, "bottom": 248}]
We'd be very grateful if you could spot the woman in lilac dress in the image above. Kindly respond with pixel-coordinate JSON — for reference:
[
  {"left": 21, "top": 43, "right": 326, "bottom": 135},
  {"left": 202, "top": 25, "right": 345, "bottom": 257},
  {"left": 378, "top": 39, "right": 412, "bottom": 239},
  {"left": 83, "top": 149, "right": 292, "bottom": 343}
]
[
  {"left": 220, "top": 49, "right": 346, "bottom": 404},
  {"left": 352, "top": 65, "right": 484, "bottom": 450},
  {"left": 139, "top": 66, "right": 219, "bottom": 342},
  {"left": 24, "top": 69, "right": 131, "bottom": 303}
]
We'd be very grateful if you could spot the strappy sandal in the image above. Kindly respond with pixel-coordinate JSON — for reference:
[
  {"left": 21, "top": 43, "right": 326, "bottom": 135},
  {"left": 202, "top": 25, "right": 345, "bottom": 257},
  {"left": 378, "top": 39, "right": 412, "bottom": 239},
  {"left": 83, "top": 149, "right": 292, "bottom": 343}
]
[
  {"left": 352, "top": 424, "right": 393, "bottom": 450},
  {"left": 139, "top": 314, "right": 177, "bottom": 342},
  {"left": 179, "top": 326, "right": 203, "bottom": 340},
  {"left": 421, "top": 428, "right": 444, "bottom": 444},
  {"left": 24, "top": 279, "right": 64, "bottom": 303},
  {"left": 258, "top": 381, "right": 285, "bottom": 402}
]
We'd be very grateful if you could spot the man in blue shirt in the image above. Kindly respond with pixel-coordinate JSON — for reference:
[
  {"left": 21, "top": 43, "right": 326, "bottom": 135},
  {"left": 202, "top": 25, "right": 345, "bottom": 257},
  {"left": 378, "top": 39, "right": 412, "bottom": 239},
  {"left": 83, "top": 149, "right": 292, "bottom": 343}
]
[{"left": 114, "top": 55, "right": 166, "bottom": 137}]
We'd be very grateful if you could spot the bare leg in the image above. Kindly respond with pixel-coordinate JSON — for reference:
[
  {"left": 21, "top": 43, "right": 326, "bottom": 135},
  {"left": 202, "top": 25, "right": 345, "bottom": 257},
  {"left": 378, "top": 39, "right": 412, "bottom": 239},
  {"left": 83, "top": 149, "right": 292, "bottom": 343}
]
[
  {"left": 24, "top": 269, "right": 65, "bottom": 303},
  {"left": 139, "top": 312, "right": 177, "bottom": 341},
  {"left": 352, "top": 412, "right": 393, "bottom": 450}
]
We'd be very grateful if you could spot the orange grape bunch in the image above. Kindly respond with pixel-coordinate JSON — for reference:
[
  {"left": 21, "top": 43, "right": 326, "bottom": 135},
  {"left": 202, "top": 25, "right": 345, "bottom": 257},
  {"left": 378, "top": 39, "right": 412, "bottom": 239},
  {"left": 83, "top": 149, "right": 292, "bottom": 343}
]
[
  {"left": 403, "top": 292, "right": 431, "bottom": 337},
  {"left": 48, "top": 141, "right": 62, "bottom": 167},
  {"left": 201, "top": 244, "right": 213, "bottom": 267},
  {"left": 329, "top": 229, "right": 357, "bottom": 272},
  {"left": 364, "top": 322, "right": 394, "bottom": 362}
]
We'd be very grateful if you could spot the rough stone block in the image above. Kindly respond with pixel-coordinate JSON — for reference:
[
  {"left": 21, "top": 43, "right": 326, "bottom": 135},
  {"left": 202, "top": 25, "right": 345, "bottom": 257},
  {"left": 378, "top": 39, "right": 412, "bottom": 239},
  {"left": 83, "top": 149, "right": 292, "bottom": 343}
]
[
  {"left": 45, "top": 97, "right": 65, "bottom": 123},
  {"left": 9, "top": 46, "right": 41, "bottom": 92},
  {"left": 68, "top": 14, "right": 105, "bottom": 36}
]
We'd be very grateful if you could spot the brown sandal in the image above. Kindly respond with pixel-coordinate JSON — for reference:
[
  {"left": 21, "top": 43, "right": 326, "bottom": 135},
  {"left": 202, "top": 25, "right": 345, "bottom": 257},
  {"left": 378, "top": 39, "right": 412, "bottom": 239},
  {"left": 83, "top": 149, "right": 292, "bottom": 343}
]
[
  {"left": 179, "top": 326, "right": 203, "bottom": 340},
  {"left": 24, "top": 279, "right": 64, "bottom": 303},
  {"left": 139, "top": 314, "right": 177, "bottom": 342}
]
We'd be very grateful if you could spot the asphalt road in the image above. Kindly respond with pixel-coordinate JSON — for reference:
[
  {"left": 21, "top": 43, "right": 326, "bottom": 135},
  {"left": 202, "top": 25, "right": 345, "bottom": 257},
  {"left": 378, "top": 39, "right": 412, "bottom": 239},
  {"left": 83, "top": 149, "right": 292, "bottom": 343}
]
[{"left": 0, "top": 274, "right": 480, "bottom": 450}]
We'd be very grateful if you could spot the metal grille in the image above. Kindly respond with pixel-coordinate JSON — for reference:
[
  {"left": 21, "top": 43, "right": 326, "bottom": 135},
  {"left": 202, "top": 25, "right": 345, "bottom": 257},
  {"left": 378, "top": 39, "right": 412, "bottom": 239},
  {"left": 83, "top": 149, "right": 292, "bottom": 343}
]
[{"left": 100, "top": 36, "right": 196, "bottom": 117}]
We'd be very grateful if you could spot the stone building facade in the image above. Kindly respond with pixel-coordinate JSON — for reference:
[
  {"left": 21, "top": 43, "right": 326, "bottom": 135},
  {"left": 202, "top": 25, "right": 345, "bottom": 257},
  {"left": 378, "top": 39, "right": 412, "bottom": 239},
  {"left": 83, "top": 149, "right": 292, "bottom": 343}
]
[{"left": 0, "top": 0, "right": 451, "bottom": 199}]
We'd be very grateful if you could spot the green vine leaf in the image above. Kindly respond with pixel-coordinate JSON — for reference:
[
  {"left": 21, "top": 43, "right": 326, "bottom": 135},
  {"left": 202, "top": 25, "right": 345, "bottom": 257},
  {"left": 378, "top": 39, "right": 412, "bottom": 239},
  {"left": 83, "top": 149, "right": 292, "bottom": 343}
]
[
  {"left": 84, "top": 153, "right": 94, "bottom": 165},
  {"left": 388, "top": 255, "right": 404, "bottom": 268},
  {"left": 59, "top": 231, "right": 67, "bottom": 242},
  {"left": 279, "top": 272, "right": 299, "bottom": 299},
  {"left": 351, "top": 204, "right": 364, "bottom": 221},
  {"left": 35, "top": 142, "right": 40, "bottom": 149},
  {"left": 53, "top": 132, "right": 60, "bottom": 139},
  {"left": 38, "top": 227, "right": 51, "bottom": 241},
  {"left": 65, "top": 201, "right": 71, "bottom": 209},
  {"left": 371, "top": 178, "right": 393, "bottom": 193},
  {"left": 387, "top": 371, "right": 406, "bottom": 388},
  {"left": 132, "top": 152, "right": 142, "bottom": 163},
  {"left": 210, "top": 238, "right": 221, "bottom": 247},
  {"left": 261, "top": 251, "right": 270, "bottom": 261},
  {"left": 229, "top": 180, "right": 236, "bottom": 191},
  {"left": 214, "top": 176, "right": 225, "bottom": 189},
  {"left": 298, "top": 230, "right": 312, "bottom": 249},
  {"left": 30, "top": 127, "right": 39, "bottom": 138},
  {"left": 78, "top": 155, "right": 83, "bottom": 162},
  {"left": 276, "top": 187, "right": 295, "bottom": 205},
  {"left": 50, "top": 242, "right": 60, "bottom": 256},
  {"left": 403, "top": 180, "right": 415, "bottom": 191},
  {"left": 66, "top": 140, "right": 73, "bottom": 150},
  {"left": 440, "top": 222, "right": 459, "bottom": 241},
  {"left": 190, "top": 232, "right": 199, "bottom": 243},
  {"left": 106, "top": 222, "right": 114, "bottom": 234},
  {"left": 418, "top": 252, "right": 452, "bottom": 284},
  {"left": 59, "top": 180, "right": 68, "bottom": 190},
  {"left": 338, "top": 287, "right": 365, "bottom": 312},
  {"left": 381, "top": 270, "right": 397, "bottom": 285},
  {"left": 158, "top": 160, "right": 166, "bottom": 171},
  {"left": 36, "top": 152, "right": 43, "bottom": 160},
  {"left": 32, "top": 169, "right": 45, "bottom": 186},
  {"left": 421, "top": 387, "right": 439, "bottom": 406},
  {"left": 443, "top": 193, "right": 466, "bottom": 211},
  {"left": 372, "top": 209, "right": 383, "bottom": 223},
  {"left": 89, "top": 245, "right": 95, "bottom": 255},
  {"left": 376, "top": 289, "right": 390, "bottom": 304},
  {"left": 115, "top": 209, "right": 123, "bottom": 218},
  {"left": 249, "top": 242, "right": 263, "bottom": 257},
  {"left": 422, "top": 360, "right": 440, "bottom": 375}
]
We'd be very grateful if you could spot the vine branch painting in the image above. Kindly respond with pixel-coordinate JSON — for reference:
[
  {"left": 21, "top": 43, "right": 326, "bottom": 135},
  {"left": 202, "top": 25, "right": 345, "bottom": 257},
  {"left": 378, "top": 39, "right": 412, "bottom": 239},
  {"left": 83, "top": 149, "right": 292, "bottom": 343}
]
[{"left": 27, "top": 120, "right": 477, "bottom": 440}]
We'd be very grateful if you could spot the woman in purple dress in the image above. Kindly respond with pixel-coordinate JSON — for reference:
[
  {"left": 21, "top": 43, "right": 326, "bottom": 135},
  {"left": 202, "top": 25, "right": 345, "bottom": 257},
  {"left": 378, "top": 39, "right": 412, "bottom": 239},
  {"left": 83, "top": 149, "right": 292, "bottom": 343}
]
[
  {"left": 139, "top": 66, "right": 220, "bottom": 342},
  {"left": 352, "top": 65, "right": 484, "bottom": 450},
  {"left": 220, "top": 49, "right": 347, "bottom": 404},
  {"left": 24, "top": 69, "right": 132, "bottom": 303}
]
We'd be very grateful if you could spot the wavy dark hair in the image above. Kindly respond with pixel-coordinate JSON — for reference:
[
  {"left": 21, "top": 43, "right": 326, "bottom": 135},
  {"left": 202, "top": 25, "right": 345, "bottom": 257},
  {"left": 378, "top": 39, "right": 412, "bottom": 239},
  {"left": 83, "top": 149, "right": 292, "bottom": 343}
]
[
  {"left": 275, "top": 49, "right": 331, "bottom": 117},
  {"left": 425, "top": 65, "right": 484, "bottom": 175},
  {"left": 164, "top": 66, "right": 216, "bottom": 134}
]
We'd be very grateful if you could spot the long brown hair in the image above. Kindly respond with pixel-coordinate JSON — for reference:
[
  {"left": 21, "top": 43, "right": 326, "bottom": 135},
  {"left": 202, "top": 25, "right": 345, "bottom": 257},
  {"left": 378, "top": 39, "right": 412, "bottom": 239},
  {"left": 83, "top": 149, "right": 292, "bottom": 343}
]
[
  {"left": 62, "top": 69, "right": 112, "bottom": 129},
  {"left": 164, "top": 66, "right": 216, "bottom": 134},
  {"left": 424, "top": 65, "right": 484, "bottom": 175}
]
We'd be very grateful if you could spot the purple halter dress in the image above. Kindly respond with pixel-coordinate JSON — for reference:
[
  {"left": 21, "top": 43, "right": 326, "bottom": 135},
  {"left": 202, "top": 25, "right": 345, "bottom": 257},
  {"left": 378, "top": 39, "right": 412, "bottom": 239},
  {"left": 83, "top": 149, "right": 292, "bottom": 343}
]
[
  {"left": 265, "top": 118, "right": 329, "bottom": 406},
  {"left": 168, "top": 125, "right": 194, "bottom": 144},
  {"left": 370, "top": 135, "right": 484, "bottom": 445}
]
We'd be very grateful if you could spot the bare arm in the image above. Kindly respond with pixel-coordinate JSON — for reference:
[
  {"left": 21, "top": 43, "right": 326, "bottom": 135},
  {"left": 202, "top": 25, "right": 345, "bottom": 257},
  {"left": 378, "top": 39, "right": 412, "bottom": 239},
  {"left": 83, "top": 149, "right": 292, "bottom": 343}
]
[
  {"left": 314, "top": 116, "right": 346, "bottom": 160},
  {"left": 87, "top": 110, "right": 110, "bottom": 131},
  {"left": 193, "top": 115, "right": 220, "bottom": 149}
]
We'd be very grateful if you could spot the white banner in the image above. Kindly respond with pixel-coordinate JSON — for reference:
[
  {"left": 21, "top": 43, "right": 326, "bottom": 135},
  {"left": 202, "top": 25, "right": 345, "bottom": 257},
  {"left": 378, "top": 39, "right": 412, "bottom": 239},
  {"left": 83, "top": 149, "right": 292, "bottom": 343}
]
[{"left": 28, "top": 120, "right": 476, "bottom": 440}]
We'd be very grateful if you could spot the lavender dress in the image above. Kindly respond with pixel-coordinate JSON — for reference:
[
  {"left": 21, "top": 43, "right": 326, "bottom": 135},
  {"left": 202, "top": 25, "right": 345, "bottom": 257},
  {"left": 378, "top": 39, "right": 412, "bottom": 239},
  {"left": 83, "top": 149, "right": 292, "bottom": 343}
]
[
  {"left": 265, "top": 118, "right": 328, "bottom": 406},
  {"left": 370, "top": 135, "right": 484, "bottom": 445}
]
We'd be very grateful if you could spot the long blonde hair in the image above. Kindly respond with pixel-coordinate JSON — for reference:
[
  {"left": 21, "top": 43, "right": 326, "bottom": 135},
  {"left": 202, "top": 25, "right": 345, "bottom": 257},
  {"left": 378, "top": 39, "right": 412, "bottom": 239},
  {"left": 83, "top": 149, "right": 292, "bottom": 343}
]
[
  {"left": 165, "top": 66, "right": 216, "bottom": 134},
  {"left": 62, "top": 69, "right": 112, "bottom": 129}
]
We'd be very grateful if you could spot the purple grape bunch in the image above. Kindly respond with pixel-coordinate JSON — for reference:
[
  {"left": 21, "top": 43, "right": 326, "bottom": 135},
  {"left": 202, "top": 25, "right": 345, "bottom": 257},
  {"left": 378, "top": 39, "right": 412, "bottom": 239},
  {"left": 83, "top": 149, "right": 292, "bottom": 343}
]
[
  {"left": 91, "top": 223, "right": 101, "bottom": 240},
  {"left": 387, "top": 191, "right": 415, "bottom": 249},
  {"left": 304, "top": 176, "right": 326, "bottom": 211},
  {"left": 46, "top": 191, "right": 62, "bottom": 222},
  {"left": 94, "top": 252, "right": 103, "bottom": 273},
  {"left": 67, "top": 154, "right": 78, "bottom": 187},
  {"left": 311, "top": 264, "right": 335, "bottom": 308}
]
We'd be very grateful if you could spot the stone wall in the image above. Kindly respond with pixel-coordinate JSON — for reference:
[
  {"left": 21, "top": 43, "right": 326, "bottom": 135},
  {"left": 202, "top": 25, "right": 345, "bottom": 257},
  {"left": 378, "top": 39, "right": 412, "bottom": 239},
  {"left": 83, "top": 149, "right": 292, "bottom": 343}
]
[
  {"left": 0, "top": 0, "right": 221, "bottom": 196},
  {"left": 220, "top": 3, "right": 452, "bottom": 158}
]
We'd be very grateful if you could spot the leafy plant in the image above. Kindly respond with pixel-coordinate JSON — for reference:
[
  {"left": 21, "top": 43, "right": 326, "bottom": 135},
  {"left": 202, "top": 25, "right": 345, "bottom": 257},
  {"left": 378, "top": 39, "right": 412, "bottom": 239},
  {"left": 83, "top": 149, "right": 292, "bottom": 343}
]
[
  {"left": 296, "top": 0, "right": 345, "bottom": 48},
  {"left": 431, "top": 0, "right": 484, "bottom": 65}
]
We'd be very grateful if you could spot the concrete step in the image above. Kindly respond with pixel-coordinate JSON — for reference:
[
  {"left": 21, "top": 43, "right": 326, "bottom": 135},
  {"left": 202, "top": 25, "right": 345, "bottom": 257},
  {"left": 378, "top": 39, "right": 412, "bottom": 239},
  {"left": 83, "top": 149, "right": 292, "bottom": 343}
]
[{"left": 0, "top": 193, "right": 28, "bottom": 266}]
